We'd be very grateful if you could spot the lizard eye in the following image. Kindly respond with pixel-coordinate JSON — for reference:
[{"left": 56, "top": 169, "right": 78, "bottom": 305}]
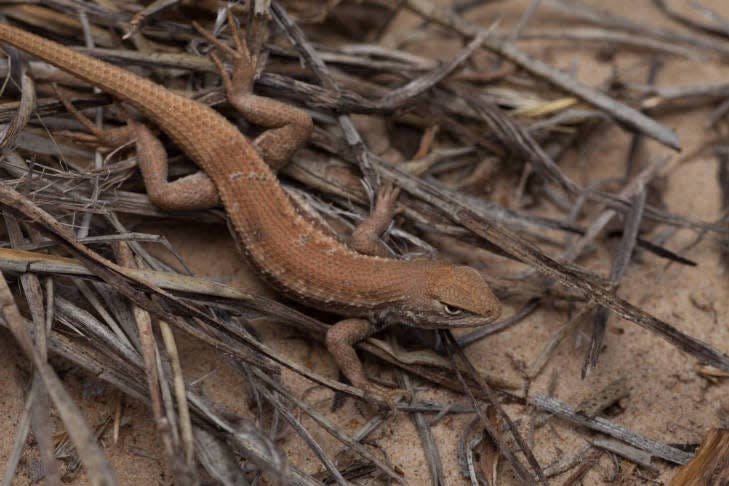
[{"left": 443, "top": 304, "right": 462, "bottom": 316}]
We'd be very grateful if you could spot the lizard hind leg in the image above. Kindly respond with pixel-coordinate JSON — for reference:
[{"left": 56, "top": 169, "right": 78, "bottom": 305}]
[
  {"left": 130, "top": 121, "right": 221, "bottom": 211},
  {"left": 53, "top": 85, "right": 220, "bottom": 211},
  {"left": 193, "top": 10, "right": 312, "bottom": 171}
]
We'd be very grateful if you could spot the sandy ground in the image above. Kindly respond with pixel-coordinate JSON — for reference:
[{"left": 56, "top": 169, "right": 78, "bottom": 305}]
[{"left": 2, "top": 0, "right": 729, "bottom": 484}]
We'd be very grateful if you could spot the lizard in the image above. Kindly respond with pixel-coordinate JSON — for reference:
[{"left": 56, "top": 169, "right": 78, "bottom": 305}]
[{"left": 0, "top": 15, "right": 501, "bottom": 402}]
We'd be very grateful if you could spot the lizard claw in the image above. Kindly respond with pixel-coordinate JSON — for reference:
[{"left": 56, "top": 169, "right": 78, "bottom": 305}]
[{"left": 55, "top": 126, "right": 135, "bottom": 149}]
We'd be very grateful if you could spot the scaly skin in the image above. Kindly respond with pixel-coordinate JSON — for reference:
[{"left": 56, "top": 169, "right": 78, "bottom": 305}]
[{"left": 0, "top": 23, "right": 501, "bottom": 398}]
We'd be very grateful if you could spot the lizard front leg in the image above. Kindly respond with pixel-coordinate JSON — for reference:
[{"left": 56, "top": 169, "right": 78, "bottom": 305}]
[
  {"left": 194, "top": 11, "right": 312, "bottom": 171},
  {"left": 326, "top": 318, "right": 410, "bottom": 408}
]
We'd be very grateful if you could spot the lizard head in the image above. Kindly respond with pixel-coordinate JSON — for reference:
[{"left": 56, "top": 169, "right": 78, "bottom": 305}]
[{"left": 385, "top": 264, "right": 501, "bottom": 328}]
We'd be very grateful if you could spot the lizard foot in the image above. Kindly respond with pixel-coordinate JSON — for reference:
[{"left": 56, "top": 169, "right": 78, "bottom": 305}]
[
  {"left": 193, "top": 9, "right": 257, "bottom": 97},
  {"left": 372, "top": 181, "right": 402, "bottom": 222},
  {"left": 361, "top": 383, "right": 411, "bottom": 413},
  {"left": 350, "top": 181, "right": 402, "bottom": 256},
  {"left": 52, "top": 84, "right": 134, "bottom": 148}
]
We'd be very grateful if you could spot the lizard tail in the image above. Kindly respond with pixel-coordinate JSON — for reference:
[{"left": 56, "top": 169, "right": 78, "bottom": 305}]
[
  {"left": 0, "top": 23, "right": 223, "bottom": 157},
  {"left": 0, "top": 24, "right": 176, "bottom": 112}
]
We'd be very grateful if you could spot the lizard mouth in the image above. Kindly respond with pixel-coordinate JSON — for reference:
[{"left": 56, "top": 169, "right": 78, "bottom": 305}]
[
  {"left": 436, "top": 315, "right": 498, "bottom": 328},
  {"left": 375, "top": 304, "right": 501, "bottom": 329},
  {"left": 404, "top": 312, "right": 500, "bottom": 329}
]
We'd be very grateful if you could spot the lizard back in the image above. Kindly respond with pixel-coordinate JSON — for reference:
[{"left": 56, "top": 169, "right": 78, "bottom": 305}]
[{"left": 0, "top": 24, "right": 426, "bottom": 313}]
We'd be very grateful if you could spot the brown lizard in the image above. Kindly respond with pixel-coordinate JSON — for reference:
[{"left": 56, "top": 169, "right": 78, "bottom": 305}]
[{"left": 0, "top": 17, "right": 501, "bottom": 401}]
